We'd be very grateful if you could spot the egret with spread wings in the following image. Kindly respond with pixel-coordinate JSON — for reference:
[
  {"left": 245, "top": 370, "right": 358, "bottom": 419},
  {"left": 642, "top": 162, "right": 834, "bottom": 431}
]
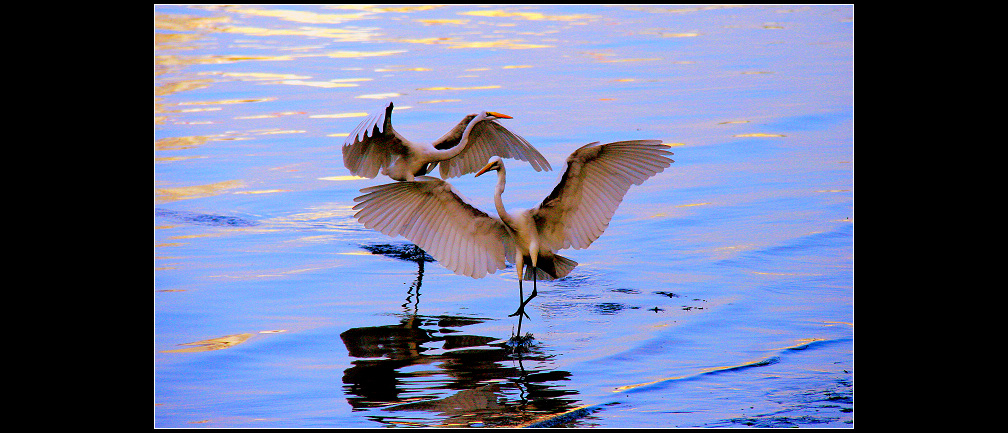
[
  {"left": 352, "top": 140, "right": 674, "bottom": 334},
  {"left": 342, "top": 101, "right": 552, "bottom": 181}
]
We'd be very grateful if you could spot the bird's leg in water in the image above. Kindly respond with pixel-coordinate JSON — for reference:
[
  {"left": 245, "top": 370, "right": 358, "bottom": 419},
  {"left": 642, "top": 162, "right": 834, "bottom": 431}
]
[
  {"left": 523, "top": 268, "right": 539, "bottom": 313},
  {"left": 511, "top": 270, "right": 539, "bottom": 336},
  {"left": 509, "top": 267, "right": 538, "bottom": 321},
  {"left": 509, "top": 276, "right": 531, "bottom": 320}
]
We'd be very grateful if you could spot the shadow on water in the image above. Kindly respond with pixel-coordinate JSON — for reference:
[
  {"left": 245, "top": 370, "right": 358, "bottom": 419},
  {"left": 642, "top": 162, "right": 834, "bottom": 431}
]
[
  {"left": 155, "top": 208, "right": 257, "bottom": 227},
  {"left": 339, "top": 314, "right": 582, "bottom": 427},
  {"left": 359, "top": 242, "right": 432, "bottom": 313},
  {"left": 342, "top": 242, "right": 584, "bottom": 427}
]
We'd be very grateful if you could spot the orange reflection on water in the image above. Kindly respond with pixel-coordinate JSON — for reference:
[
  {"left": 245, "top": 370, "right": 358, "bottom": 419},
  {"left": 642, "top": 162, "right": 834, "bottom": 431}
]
[
  {"left": 155, "top": 13, "right": 230, "bottom": 32},
  {"left": 155, "top": 180, "right": 245, "bottom": 204},
  {"left": 163, "top": 333, "right": 254, "bottom": 353},
  {"left": 458, "top": 9, "right": 595, "bottom": 22},
  {"left": 416, "top": 85, "right": 501, "bottom": 91},
  {"left": 415, "top": 18, "right": 469, "bottom": 25},
  {"left": 219, "top": 5, "right": 367, "bottom": 25},
  {"left": 447, "top": 39, "right": 552, "bottom": 49},
  {"left": 221, "top": 25, "right": 374, "bottom": 42}
]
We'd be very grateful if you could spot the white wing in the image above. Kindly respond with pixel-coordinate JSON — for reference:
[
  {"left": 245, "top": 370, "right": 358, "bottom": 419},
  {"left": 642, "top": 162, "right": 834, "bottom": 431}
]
[
  {"left": 437, "top": 119, "right": 552, "bottom": 179},
  {"left": 533, "top": 140, "right": 674, "bottom": 252},
  {"left": 342, "top": 101, "right": 410, "bottom": 178},
  {"left": 352, "top": 176, "right": 515, "bottom": 279}
]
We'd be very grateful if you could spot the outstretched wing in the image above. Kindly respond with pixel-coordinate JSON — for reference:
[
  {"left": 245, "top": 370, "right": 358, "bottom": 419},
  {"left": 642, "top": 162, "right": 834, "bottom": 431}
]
[
  {"left": 436, "top": 118, "right": 552, "bottom": 179},
  {"left": 342, "top": 101, "right": 411, "bottom": 178},
  {"left": 533, "top": 140, "right": 674, "bottom": 252},
  {"left": 352, "top": 176, "right": 515, "bottom": 279}
]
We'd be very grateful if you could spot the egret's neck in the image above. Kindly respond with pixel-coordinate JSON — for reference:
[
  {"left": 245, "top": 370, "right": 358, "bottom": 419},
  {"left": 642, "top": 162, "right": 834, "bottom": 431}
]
[
  {"left": 443, "top": 114, "right": 485, "bottom": 160},
  {"left": 493, "top": 166, "right": 512, "bottom": 225}
]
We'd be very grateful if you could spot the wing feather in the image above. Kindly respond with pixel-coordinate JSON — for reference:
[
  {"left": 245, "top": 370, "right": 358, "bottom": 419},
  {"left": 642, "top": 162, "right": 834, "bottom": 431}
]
[
  {"left": 353, "top": 177, "right": 513, "bottom": 279},
  {"left": 342, "top": 101, "right": 412, "bottom": 178},
  {"left": 533, "top": 140, "right": 674, "bottom": 252},
  {"left": 437, "top": 119, "right": 553, "bottom": 179}
]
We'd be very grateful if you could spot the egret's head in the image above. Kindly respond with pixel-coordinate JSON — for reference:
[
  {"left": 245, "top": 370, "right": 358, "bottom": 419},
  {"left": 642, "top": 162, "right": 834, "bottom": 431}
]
[
  {"left": 485, "top": 111, "right": 512, "bottom": 120},
  {"left": 475, "top": 156, "right": 504, "bottom": 177}
]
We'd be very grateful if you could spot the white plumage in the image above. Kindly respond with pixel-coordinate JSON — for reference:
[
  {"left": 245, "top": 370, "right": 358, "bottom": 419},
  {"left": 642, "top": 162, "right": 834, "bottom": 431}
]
[
  {"left": 342, "top": 101, "right": 551, "bottom": 181},
  {"left": 352, "top": 139, "right": 674, "bottom": 334}
]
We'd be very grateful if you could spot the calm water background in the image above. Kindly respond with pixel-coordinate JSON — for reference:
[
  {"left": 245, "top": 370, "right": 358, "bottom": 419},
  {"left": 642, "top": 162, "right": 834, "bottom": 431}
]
[{"left": 154, "top": 4, "right": 853, "bottom": 428}]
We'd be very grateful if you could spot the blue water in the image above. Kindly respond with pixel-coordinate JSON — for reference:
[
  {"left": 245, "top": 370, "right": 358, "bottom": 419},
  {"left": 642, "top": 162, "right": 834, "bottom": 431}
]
[{"left": 155, "top": 4, "right": 853, "bottom": 427}]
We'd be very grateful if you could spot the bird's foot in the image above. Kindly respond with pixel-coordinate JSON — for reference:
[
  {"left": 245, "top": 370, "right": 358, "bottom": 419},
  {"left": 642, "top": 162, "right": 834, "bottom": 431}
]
[
  {"left": 508, "top": 285, "right": 537, "bottom": 319},
  {"left": 508, "top": 305, "right": 531, "bottom": 319}
]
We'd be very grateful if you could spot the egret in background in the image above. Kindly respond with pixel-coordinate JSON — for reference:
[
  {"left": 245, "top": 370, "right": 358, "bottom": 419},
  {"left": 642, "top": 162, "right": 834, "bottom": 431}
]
[
  {"left": 342, "top": 101, "right": 552, "bottom": 182},
  {"left": 352, "top": 140, "right": 674, "bottom": 335}
]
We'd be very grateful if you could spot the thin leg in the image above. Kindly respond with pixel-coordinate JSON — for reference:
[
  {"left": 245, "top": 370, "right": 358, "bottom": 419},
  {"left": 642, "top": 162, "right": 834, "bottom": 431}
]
[
  {"left": 509, "top": 267, "right": 538, "bottom": 320},
  {"left": 515, "top": 300, "right": 524, "bottom": 336},
  {"left": 531, "top": 268, "right": 538, "bottom": 302},
  {"left": 523, "top": 268, "right": 538, "bottom": 310},
  {"left": 516, "top": 268, "right": 538, "bottom": 336},
  {"left": 509, "top": 274, "right": 531, "bottom": 319},
  {"left": 514, "top": 267, "right": 525, "bottom": 335}
]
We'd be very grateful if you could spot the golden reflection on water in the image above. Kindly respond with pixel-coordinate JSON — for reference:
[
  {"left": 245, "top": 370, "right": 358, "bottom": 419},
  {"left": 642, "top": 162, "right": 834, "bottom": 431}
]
[
  {"left": 318, "top": 175, "right": 368, "bottom": 181},
  {"left": 416, "top": 85, "right": 501, "bottom": 91},
  {"left": 325, "top": 49, "right": 407, "bottom": 58},
  {"left": 734, "top": 133, "right": 786, "bottom": 138},
  {"left": 458, "top": 9, "right": 595, "bottom": 21},
  {"left": 221, "top": 25, "right": 374, "bottom": 42},
  {"left": 217, "top": 5, "right": 368, "bottom": 25},
  {"left": 155, "top": 180, "right": 245, "bottom": 204},
  {"left": 310, "top": 112, "right": 368, "bottom": 119},
  {"left": 612, "top": 337, "right": 823, "bottom": 394},
  {"left": 164, "top": 330, "right": 289, "bottom": 353},
  {"left": 164, "top": 333, "right": 254, "bottom": 353},
  {"left": 356, "top": 92, "right": 402, "bottom": 99},
  {"left": 235, "top": 111, "right": 305, "bottom": 120},
  {"left": 177, "top": 97, "right": 275, "bottom": 106},
  {"left": 415, "top": 19, "right": 469, "bottom": 25}
]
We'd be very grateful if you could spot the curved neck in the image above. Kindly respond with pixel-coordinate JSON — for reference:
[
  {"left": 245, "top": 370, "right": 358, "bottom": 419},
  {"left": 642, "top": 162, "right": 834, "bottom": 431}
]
[
  {"left": 493, "top": 165, "right": 512, "bottom": 225},
  {"left": 441, "top": 113, "right": 485, "bottom": 159}
]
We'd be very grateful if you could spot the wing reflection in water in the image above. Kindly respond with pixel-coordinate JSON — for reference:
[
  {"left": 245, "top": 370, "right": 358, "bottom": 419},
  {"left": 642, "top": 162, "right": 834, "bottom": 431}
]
[
  {"left": 340, "top": 314, "right": 581, "bottom": 427},
  {"left": 360, "top": 242, "right": 432, "bottom": 313},
  {"left": 343, "top": 243, "right": 582, "bottom": 427}
]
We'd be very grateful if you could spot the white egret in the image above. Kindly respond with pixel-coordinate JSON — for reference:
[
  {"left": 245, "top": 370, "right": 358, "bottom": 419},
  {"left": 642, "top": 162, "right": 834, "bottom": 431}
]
[
  {"left": 342, "top": 101, "right": 552, "bottom": 181},
  {"left": 352, "top": 140, "right": 674, "bottom": 334}
]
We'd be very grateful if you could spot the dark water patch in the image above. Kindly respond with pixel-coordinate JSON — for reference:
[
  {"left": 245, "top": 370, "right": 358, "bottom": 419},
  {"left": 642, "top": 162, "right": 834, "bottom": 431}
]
[
  {"left": 620, "top": 338, "right": 852, "bottom": 396},
  {"left": 552, "top": 273, "right": 595, "bottom": 288},
  {"left": 524, "top": 403, "right": 607, "bottom": 428},
  {"left": 718, "top": 374, "right": 853, "bottom": 428},
  {"left": 611, "top": 288, "right": 640, "bottom": 294},
  {"left": 360, "top": 242, "right": 435, "bottom": 263},
  {"left": 727, "top": 414, "right": 838, "bottom": 428},
  {"left": 608, "top": 337, "right": 853, "bottom": 427},
  {"left": 155, "top": 208, "right": 258, "bottom": 227},
  {"left": 339, "top": 313, "right": 581, "bottom": 427},
  {"left": 593, "top": 302, "right": 627, "bottom": 315}
]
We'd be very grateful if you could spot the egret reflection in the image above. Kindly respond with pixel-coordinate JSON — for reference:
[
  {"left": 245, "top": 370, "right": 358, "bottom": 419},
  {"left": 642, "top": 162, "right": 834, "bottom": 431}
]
[
  {"left": 338, "top": 313, "right": 582, "bottom": 427},
  {"left": 344, "top": 242, "right": 582, "bottom": 427},
  {"left": 359, "top": 242, "right": 432, "bottom": 312}
]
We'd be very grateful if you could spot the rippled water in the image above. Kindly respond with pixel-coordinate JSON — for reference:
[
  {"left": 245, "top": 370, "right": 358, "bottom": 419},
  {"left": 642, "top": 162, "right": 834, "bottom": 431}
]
[{"left": 154, "top": 4, "right": 853, "bottom": 428}]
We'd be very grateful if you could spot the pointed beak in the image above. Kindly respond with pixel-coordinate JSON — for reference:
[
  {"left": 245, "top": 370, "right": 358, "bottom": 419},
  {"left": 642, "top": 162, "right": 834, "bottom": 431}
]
[
  {"left": 475, "top": 162, "right": 494, "bottom": 177},
  {"left": 487, "top": 111, "right": 512, "bottom": 119}
]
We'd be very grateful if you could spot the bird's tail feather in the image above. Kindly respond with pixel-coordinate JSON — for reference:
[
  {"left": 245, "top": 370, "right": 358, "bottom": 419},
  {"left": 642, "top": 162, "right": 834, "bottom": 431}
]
[{"left": 523, "top": 254, "right": 578, "bottom": 281}]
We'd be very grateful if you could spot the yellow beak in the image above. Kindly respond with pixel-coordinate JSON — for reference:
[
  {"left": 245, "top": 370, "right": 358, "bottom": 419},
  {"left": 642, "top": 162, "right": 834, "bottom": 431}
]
[
  {"left": 487, "top": 111, "right": 512, "bottom": 119},
  {"left": 475, "top": 162, "right": 494, "bottom": 177}
]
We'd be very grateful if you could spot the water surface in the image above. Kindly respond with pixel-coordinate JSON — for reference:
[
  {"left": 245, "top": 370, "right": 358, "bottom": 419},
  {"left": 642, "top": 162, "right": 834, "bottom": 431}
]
[{"left": 155, "top": 4, "right": 853, "bottom": 428}]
